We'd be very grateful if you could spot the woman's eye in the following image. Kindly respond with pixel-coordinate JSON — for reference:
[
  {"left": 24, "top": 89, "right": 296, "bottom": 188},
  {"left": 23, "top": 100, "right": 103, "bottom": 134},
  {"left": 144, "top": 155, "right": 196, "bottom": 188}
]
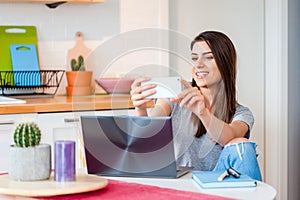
[
  {"left": 204, "top": 55, "right": 214, "bottom": 60},
  {"left": 191, "top": 57, "right": 198, "bottom": 61}
]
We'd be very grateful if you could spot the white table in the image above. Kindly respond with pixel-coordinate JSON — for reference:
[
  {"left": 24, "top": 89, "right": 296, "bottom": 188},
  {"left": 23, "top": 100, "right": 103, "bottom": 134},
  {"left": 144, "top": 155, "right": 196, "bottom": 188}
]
[
  {"left": 0, "top": 172, "right": 277, "bottom": 200},
  {"left": 107, "top": 173, "right": 277, "bottom": 200}
]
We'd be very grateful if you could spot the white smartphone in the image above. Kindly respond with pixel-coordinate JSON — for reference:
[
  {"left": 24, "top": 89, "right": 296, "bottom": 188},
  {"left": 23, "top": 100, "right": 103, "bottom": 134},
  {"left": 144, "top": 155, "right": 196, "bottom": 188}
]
[{"left": 141, "top": 76, "right": 182, "bottom": 99}]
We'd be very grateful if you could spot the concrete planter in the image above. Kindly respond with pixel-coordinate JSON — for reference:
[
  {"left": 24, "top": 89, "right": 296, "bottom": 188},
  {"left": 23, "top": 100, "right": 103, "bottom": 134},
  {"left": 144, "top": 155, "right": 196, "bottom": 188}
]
[{"left": 9, "top": 144, "right": 51, "bottom": 181}]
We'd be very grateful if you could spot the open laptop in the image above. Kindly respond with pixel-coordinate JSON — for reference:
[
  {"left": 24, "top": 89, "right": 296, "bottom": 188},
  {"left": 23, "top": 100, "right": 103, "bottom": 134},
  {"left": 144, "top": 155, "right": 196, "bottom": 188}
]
[{"left": 80, "top": 115, "right": 192, "bottom": 178}]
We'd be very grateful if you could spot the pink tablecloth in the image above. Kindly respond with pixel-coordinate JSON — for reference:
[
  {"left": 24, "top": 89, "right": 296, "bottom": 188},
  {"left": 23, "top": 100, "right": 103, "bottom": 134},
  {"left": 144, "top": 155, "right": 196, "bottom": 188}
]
[{"left": 37, "top": 179, "right": 234, "bottom": 200}]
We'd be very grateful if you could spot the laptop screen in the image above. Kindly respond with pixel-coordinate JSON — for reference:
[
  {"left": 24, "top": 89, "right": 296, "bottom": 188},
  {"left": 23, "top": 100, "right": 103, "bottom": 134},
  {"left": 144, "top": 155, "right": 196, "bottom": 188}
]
[{"left": 81, "top": 115, "right": 179, "bottom": 178}]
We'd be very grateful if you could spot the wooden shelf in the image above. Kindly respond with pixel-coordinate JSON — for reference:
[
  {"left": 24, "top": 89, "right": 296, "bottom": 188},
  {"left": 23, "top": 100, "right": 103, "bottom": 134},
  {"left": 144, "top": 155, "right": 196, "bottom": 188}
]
[
  {"left": 0, "top": 95, "right": 134, "bottom": 114},
  {"left": 0, "top": 95, "right": 154, "bottom": 114},
  {"left": 0, "top": 0, "right": 105, "bottom": 8},
  {"left": 0, "top": 0, "right": 104, "bottom": 2}
]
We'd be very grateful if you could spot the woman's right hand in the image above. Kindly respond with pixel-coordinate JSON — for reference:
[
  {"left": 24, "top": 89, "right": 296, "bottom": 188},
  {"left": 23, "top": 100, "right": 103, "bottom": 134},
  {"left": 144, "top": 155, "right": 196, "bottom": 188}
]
[{"left": 130, "top": 76, "right": 157, "bottom": 111}]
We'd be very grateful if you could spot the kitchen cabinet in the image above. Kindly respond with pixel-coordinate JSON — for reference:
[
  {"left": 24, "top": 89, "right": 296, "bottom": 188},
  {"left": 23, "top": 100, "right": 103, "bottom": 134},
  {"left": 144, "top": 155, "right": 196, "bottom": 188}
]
[
  {"left": 38, "top": 109, "right": 135, "bottom": 170},
  {"left": 0, "top": 109, "right": 134, "bottom": 173},
  {"left": 38, "top": 112, "right": 83, "bottom": 170},
  {"left": 0, "top": 95, "right": 139, "bottom": 172},
  {"left": 0, "top": 113, "right": 38, "bottom": 173}
]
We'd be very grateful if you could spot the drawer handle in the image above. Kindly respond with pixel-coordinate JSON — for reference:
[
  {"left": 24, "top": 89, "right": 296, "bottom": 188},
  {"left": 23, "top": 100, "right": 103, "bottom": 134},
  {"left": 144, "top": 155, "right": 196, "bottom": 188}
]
[
  {"left": 0, "top": 120, "right": 15, "bottom": 125},
  {"left": 64, "top": 118, "right": 80, "bottom": 123}
]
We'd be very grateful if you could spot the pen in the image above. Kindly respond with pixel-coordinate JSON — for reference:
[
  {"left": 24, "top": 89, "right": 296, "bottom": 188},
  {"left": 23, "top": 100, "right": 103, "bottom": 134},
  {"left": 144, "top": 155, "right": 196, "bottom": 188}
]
[
  {"left": 228, "top": 167, "right": 240, "bottom": 178},
  {"left": 217, "top": 167, "right": 241, "bottom": 181},
  {"left": 217, "top": 170, "right": 229, "bottom": 181}
]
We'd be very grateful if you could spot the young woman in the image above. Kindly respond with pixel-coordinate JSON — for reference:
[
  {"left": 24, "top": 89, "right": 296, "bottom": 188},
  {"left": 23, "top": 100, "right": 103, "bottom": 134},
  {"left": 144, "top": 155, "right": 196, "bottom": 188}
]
[{"left": 130, "top": 31, "right": 262, "bottom": 181}]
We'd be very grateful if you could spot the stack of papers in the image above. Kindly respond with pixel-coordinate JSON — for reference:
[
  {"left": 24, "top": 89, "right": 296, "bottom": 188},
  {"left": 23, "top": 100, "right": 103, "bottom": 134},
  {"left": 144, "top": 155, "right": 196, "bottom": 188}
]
[{"left": 192, "top": 171, "right": 257, "bottom": 189}]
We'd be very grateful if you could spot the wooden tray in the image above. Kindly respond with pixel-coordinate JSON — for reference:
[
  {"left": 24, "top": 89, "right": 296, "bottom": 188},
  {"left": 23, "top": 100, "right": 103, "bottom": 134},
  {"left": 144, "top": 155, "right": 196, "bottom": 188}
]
[{"left": 0, "top": 173, "right": 108, "bottom": 197}]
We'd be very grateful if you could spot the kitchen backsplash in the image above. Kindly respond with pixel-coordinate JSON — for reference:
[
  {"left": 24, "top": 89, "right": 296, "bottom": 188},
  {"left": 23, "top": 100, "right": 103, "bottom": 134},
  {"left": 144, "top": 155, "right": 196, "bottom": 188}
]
[{"left": 0, "top": 0, "right": 169, "bottom": 94}]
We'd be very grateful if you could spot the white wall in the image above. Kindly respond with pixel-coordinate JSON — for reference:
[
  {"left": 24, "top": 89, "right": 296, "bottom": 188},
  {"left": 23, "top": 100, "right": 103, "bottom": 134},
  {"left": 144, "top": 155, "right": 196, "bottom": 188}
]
[
  {"left": 265, "top": 0, "right": 288, "bottom": 198},
  {"left": 100, "top": 0, "right": 170, "bottom": 79},
  {"left": 0, "top": 1, "right": 120, "bottom": 67},
  {"left": 0, "top": 1, "right": 119, "bottom": 94},
  {"left": 0, "top": 0, "right": 169, "bottom": 94}
]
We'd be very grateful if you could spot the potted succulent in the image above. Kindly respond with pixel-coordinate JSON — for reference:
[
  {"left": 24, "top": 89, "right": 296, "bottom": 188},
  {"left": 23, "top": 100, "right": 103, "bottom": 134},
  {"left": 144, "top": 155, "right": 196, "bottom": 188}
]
[
  {"left": 66, "top": 55, "right": 93, "bottom": 96},
  {"left": 9, "top": 121, "right": 51, "bottom": 181}
]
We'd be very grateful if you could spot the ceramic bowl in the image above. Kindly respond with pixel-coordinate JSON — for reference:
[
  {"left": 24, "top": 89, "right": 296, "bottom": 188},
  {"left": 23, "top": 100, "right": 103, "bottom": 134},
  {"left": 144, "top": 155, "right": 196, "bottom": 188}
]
[{"left": 95, "top": 78, "right": 134, "bottom": 94}]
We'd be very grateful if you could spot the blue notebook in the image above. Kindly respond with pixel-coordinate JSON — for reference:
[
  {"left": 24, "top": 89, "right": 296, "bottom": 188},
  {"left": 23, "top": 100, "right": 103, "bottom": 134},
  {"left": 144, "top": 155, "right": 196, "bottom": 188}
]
[{"left": 192, "top": 171, "right": 257, "bottom": 189}]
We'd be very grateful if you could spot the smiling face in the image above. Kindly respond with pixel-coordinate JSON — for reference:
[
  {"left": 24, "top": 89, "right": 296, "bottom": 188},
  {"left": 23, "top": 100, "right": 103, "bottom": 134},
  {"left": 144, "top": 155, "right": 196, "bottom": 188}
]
[{"left": 191, "top": 41, "right": 222, "bottom": 90}]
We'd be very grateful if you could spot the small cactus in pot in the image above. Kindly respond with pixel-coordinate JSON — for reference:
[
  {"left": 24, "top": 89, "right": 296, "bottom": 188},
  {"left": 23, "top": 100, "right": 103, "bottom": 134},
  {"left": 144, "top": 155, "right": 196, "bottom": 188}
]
[
  {"left": 66, "top": 54, "right": 93, "bottom": 95},
  {"left": 9, "top": 121, "right": 51, "bottom": 181},
  {"left": 14, "top": 122, "right": 41, "bottom": 147},
  {"left": 71, "top": 55, "right": 86, "bottom": 71}
]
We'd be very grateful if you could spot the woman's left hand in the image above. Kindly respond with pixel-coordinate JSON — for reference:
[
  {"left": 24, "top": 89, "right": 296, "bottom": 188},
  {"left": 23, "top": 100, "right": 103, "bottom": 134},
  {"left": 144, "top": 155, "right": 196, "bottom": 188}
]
[{"left": 171, "top": 80, "right": 207, "bottom": 116}]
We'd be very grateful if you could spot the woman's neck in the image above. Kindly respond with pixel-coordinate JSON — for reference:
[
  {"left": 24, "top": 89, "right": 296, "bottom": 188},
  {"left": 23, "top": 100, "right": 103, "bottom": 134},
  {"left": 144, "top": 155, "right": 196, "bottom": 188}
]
[{"left": 200, "top": 85, "right": 220, "bottom": 108}]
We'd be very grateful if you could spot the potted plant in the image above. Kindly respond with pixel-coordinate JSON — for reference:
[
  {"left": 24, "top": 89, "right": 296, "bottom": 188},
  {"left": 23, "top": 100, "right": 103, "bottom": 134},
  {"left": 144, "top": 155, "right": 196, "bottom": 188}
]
[
  {"left": 66, "top": 55, "right": 93, "bottom": 96},
  {"left": 9, "top": 121, "right": 51, "bottom": 181}
]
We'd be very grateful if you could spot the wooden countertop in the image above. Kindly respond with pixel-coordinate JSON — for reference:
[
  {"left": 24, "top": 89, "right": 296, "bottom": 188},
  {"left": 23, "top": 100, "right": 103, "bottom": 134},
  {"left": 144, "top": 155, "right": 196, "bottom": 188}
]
[{"left": 0, "top": 95, "right": 146, "bottom": 114}]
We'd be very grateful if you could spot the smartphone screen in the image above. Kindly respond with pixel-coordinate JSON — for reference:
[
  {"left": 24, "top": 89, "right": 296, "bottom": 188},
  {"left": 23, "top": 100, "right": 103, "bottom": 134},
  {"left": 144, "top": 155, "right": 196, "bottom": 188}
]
[{"left": 141, "top": 77, "right": 182, "bottom": 99}]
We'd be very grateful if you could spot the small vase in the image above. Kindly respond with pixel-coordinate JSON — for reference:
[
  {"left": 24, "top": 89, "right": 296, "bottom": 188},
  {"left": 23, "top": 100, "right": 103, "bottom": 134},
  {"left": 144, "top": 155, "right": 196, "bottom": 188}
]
[
  {"left": 66, "top": 71, "right": 93, "bottom": 96},
  {"left": 9, "top": 144, "right": 51, "bottom": 181},
  {"left": 66, "top": 86, "right": 92, "bottom": 96},
  {"left": 66, "top": 71, "right": 93, "bottom": 87}
]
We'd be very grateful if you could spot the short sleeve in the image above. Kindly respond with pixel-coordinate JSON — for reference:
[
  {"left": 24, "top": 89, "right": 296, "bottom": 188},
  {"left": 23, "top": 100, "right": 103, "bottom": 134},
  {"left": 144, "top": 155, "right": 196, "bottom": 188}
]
[{"left": 232, "top": 104, "right": 254, "bottom": 139}]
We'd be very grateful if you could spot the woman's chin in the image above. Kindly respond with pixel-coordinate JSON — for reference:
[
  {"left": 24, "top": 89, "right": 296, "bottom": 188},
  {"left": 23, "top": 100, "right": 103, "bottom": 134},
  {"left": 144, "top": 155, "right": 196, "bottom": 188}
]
[{"left": 194, "top": 79, "right": 207, "bottom": 87}]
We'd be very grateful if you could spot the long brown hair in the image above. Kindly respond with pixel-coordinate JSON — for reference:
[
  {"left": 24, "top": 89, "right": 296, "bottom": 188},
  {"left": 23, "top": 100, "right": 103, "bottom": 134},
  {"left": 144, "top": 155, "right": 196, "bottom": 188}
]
[{"left": 191, "top": 31, "right": 237, "bottom": 138}]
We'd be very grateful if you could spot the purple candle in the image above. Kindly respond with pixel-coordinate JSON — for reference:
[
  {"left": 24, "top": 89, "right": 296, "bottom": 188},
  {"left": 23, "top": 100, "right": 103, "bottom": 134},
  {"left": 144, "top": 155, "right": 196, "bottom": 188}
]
[{"left": 54, "top": 140, "right": 76, "bottom": 181}]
